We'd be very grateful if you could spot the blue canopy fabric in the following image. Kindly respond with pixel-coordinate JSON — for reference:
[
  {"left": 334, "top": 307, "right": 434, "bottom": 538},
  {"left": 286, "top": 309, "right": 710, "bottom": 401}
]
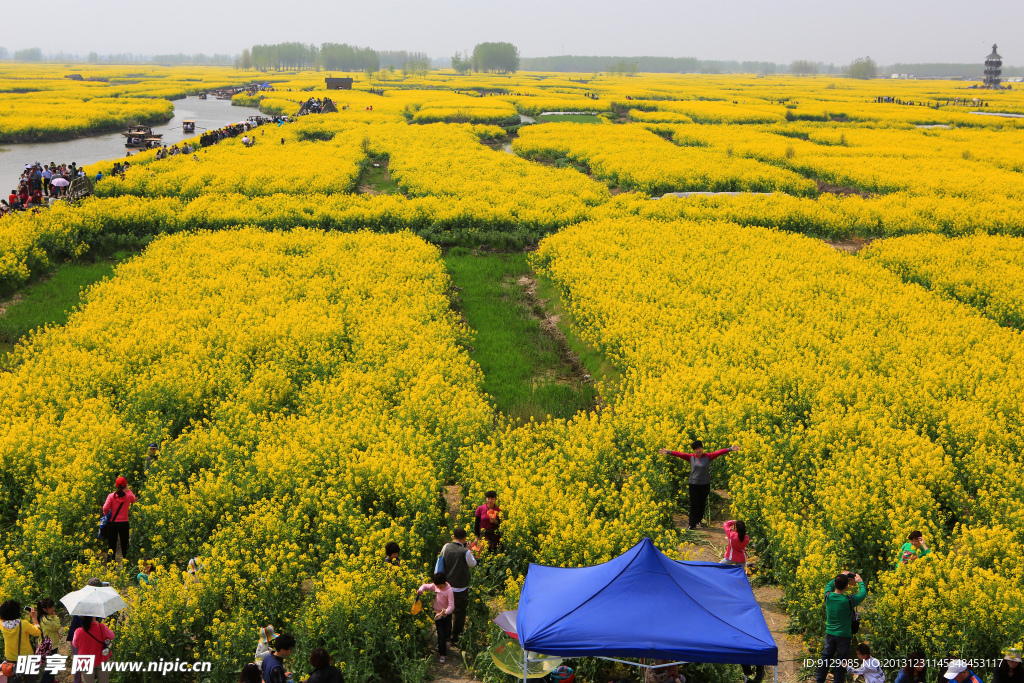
[{"left": 516, "top": 537, "right": 777, "bottom": 665}]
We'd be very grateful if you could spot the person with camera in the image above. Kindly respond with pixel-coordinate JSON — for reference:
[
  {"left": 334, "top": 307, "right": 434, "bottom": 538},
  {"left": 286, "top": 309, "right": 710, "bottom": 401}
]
[
  {"left": 102, "top": 477, "right": 136, "bottom": 563},
  {"left": 816, "top": 571, "right": 867, "bottom": 683},
  {"left": 71, "top": 615, "right": 115, "bottom": 683},
  {"left": 1, "top": 599, "right": 42, "bottom": 682}
]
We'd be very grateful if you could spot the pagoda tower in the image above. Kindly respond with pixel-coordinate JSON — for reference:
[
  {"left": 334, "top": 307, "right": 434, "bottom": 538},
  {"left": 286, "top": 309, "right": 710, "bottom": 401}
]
[{"left": 985, "top": 44, "right": 1002, "bottom": 88}]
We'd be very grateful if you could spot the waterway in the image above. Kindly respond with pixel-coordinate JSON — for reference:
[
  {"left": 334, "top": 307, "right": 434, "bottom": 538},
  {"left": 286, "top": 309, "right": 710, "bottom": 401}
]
[{"left": 0, "top": 96, "right": 264, "bottom": 190}]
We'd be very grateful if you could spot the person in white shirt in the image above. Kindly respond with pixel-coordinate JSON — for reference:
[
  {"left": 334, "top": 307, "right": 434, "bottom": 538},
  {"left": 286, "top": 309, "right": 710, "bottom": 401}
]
[{"left": 847, "top": 643, "right": 884, "bottom": 683}]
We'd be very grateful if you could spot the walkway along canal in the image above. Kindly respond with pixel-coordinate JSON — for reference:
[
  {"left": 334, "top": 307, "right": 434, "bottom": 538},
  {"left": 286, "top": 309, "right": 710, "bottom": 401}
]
[{"left": 0, "top": 96, "right": 264, "bottom": 190}]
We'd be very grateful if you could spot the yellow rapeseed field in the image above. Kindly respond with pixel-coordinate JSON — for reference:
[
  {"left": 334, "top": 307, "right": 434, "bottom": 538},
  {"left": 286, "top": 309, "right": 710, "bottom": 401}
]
[{"left": 3, "top": 65, "right": 1024, "bottom": 677}]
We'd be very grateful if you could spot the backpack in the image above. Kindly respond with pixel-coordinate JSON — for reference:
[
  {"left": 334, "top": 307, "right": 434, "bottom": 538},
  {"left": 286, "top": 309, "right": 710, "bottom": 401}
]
[
  {"left": 434, "top": 553, "right": 445, "bottom": 575},
  {"left": 825, "top": 590, "right": 860, "bottom": 634}
]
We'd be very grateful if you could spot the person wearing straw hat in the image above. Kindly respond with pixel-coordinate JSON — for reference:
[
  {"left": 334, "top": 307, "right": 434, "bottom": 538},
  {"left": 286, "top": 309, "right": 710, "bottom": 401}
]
[
  {"left": 102, "top": 477, "right": 136, "bottom": 563},
  {"left": 993, "top": 649, "right": 1022, "bottom": 683}
]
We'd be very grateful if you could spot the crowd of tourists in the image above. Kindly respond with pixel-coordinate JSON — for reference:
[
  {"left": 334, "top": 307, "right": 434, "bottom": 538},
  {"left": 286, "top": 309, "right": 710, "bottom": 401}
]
[
  {"left": 1, "top": 162, "right": 87, "bottom": 217},
  {"left": 875, "top": 95, "right": 990, "bottom": 107},
  {"left": 198, "top": 119, "right": 269, "bottom": 148},
  {"left": 2, "top": 437, "right": 1020, "bottom": 683}
]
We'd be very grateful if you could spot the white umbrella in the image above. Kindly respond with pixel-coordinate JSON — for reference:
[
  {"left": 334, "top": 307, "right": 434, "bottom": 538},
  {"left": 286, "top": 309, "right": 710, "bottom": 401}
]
[
  {"left": 493, "top": 609, "right": 518, "bottom": 638},
  {"left": 50, "top": 177, "right": 70, "bottom": 187},
  {"left": 60, "top": 586, "right": 127, "bottom": 617}
]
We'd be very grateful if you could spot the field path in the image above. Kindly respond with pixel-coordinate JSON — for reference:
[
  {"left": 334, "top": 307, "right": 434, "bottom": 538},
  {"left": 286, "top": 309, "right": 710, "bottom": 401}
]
[{"left": 678, "top": 492, "right": 808, "bottom": 683}]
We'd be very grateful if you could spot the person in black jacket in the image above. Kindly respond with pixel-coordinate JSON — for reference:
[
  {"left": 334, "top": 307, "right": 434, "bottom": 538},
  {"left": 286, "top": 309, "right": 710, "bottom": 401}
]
[{"left": 301, "top": 648, "right": 342, "bottom": 683}]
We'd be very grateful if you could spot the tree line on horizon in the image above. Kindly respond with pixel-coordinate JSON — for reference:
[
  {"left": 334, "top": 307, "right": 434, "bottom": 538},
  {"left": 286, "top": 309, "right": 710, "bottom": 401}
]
[
  {"left": 238, "top": 43, "right": 430, "bottom": 74},
  {"left": 2, "top": 42, "right": 1021, "bottom": 79}
]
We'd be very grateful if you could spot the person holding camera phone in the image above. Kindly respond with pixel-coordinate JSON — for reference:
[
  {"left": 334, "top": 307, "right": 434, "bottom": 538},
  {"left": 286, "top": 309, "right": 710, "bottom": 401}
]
[
  {"left": 71, "top": 616, "right": 115, "bottom": 683},
  {"left": 816, "top": 571, "right": 867, "bottom": 683},
  {"left": 2, "top": 599, "right": 42, "bottom": 682}
]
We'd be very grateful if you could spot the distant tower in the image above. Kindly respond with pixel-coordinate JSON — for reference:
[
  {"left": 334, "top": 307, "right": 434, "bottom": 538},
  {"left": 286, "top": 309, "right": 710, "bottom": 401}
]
[{"left": 985, "top": 44, "right": 1002, "bottom": 88}]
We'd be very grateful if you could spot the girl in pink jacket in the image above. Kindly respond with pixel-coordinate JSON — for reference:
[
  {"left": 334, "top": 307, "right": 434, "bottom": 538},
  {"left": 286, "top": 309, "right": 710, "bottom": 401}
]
[
  {"left": 103, "top": 477, "right": 136, "bottom": 562},
  {"left": 417, "top": 572, "right": 455, "bottom": 663},
  {"left": 721, "top": 520, "right": 749, "bottom": 566}
]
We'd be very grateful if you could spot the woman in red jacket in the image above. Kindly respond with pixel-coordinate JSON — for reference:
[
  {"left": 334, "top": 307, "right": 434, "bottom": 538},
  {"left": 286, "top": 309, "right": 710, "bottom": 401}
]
[
  {"left": 721, "top": 520, "right": 749, "bottom": 567},
  {"left": 103, "top": 477, "right": 136, "bottom": 563}
]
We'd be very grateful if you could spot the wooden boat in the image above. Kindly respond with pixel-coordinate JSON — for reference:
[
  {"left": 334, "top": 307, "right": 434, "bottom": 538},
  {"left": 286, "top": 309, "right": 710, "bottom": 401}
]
[
  {"left": 122, "top": 125, "right": 162, "bottom": 140},
  {"left": 182, "top": 120, "right": 196, "bottom": 133},
  {"left": 125, "top": 136, "right": 163, "bottom": 149},
  {"left": 198, "top": 93, "right": 207, "bottom": 100}
]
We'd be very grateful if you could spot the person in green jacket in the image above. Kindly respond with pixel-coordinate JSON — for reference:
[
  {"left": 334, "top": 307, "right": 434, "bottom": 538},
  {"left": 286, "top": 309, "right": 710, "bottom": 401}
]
[
  {"left": 815, "top": 572, "right": 867, "bottom": 683},
  {"left": 896, "top": 530, "right": 931, "bottom": 567}
]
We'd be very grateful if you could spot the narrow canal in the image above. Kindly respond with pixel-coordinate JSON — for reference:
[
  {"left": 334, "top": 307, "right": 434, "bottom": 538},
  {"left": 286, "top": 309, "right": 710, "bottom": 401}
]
[{"left": 0, "top": 96, "right": 264, "bottom": 189}]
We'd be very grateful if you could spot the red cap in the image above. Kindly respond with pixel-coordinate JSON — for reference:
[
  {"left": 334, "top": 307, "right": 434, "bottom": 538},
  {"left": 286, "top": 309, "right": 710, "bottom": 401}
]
[{"left": 115, "top": 476, "right": 128, "bottom": 488}]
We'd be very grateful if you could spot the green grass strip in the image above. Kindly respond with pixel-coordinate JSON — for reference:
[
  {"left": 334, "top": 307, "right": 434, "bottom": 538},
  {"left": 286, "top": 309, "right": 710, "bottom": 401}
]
[
  {"left": 444, "top": 250, "right": 598, "bottom": 423},
  {"left": 0, "top": 255, "right": 129, "bottom": 344}
]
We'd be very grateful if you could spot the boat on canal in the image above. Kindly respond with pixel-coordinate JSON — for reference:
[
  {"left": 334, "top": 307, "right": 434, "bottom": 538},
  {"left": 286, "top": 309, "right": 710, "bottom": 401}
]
[{"left": 183, "top": 120, "right": 196, "bottom": 133}]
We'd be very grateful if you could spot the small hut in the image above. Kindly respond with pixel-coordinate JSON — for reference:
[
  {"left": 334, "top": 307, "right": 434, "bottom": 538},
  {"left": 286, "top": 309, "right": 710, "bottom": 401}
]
[
  {"left": 985, "top": 45, "right": 1002, "bottom": 88},
  {"left": 325, "top": 77, "right": 354, "bottom": 90}
]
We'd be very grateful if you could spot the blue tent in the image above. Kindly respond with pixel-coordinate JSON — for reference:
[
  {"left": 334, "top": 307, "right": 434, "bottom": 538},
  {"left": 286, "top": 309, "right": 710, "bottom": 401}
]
[{"left": 516, "top": 537, "right": 777, "bottom": 666}]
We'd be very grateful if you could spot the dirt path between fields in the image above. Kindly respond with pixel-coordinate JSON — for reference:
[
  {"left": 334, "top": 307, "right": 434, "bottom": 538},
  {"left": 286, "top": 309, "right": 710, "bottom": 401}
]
[{"left": 677, "top": 491, "right": 809, "bottom": 683}]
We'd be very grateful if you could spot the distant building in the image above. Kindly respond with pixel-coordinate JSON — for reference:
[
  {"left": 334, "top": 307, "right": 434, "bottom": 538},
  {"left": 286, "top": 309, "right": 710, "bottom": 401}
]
[
  {"left": 985, "top": 44, "right": 1002, "bottom": 88},
  {"left": 325, "top": 77, "right": 354, "bottom": 90}
]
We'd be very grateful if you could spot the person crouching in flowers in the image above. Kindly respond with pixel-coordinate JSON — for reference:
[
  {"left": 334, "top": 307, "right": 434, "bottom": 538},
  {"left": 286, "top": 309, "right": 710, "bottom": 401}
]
[
  {"left": 896, "top": 530, "right": 931, "bottom": 567},
  {"left": 721, "top": 520, "right": 749, "bottom": 568},
  {"left": 416, "top": 572, "right": 455, "bottom": 664},
  {"left": 846, "top": 643, "right": 884, "bottom": 683}
]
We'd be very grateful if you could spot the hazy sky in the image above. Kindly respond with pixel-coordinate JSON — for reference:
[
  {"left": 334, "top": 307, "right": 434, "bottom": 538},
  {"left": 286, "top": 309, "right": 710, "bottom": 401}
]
[{"left": 10, "top": 0, "right": 1022, "bottom": 65}]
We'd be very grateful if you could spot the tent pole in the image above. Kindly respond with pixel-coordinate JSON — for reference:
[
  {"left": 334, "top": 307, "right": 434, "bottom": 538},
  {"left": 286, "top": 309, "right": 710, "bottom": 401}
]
[
  {"left": 523, "top": 648, "right": 528, "bottom": 683},
  {"left": 774, "top": 664, "right": 779, "bottom": 683}
]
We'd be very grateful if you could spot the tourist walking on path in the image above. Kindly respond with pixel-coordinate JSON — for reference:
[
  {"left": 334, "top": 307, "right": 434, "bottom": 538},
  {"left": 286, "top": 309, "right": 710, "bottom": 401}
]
[
  {"left": 260, "top": 633, "right": 295, "bottom": 683},
  {"left": 720, "top": 520, "right": 749, "bottom": 567},
  {"left": 473, "top": 491, "right": 501, "bottom": 552},
  {"left": 816, "top": 572, "right": 867, "bottom": 683},
  {"left": 417, "top": 572, "right": 455, "bottom": 664},
  {"left": 2, "top": 599, "right": 41, "bottom": 682},
  {"left": 71, "top": 616, "right": 115, "bottom": 683},
  {"left": 103, "top": 477, "right": 136, "bottom": 563},
  {"left": 659, "top": 441, "right": 740, "bottom": 529},
  {"left": 68, "top": 579, "right": 106, "bottom": 683},
  {"left": 439, "top": 529, "right": 477, "bottom": 648}
]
